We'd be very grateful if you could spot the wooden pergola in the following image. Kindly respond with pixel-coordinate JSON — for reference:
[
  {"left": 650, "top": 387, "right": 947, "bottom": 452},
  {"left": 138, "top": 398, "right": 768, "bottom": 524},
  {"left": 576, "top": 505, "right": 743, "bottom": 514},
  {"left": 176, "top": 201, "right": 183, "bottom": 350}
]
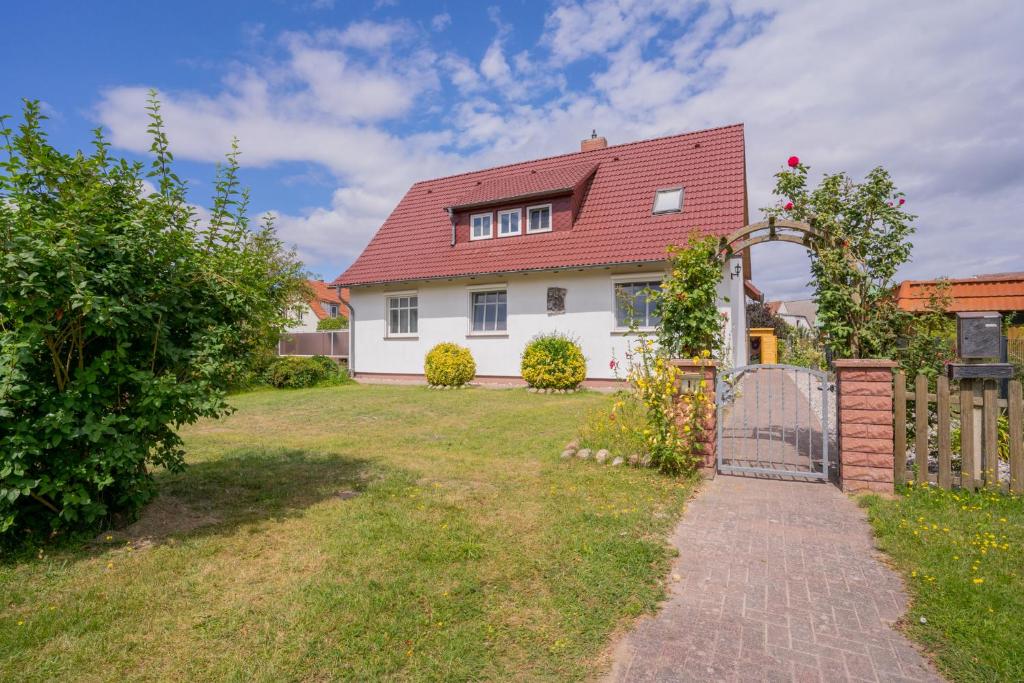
[{"left": 717, "top": 216, "right": 823, "bottom": 258}]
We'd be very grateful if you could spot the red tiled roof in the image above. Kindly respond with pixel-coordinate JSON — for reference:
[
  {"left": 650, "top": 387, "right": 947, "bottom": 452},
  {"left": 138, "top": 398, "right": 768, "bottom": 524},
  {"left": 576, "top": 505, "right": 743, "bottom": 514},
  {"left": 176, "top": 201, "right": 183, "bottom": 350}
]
[
  {"left": 335, "top": 124, "right": 747, "bottom": 287},
  {"left": 896, "top": 273, "right": 1024, "bottom": 313},
  {"left": 306, "top": 279, "right": 349, "bottom": 320},
  {"left": 449, "top": 161, "right": 598, "bottom": 210}
]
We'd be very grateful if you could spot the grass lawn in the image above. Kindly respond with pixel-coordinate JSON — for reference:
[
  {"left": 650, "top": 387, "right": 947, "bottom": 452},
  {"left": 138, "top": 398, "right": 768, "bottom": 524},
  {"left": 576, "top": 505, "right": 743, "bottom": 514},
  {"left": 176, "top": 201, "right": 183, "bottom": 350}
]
[
  {"left": 862, "top": 483, "right": 1024, "bottom": 682},
  {"left": 0, "top": 384, "right": 694, "bottom": 681}
]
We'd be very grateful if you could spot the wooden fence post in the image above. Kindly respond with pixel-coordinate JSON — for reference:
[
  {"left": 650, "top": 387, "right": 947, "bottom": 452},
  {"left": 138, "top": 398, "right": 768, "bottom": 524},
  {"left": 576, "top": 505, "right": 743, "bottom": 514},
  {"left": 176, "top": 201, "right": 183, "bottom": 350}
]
[
  {"left": 894, "top": 370, "right": 906, "bottom": 486},
  {"left": 937, "top": 375, "right": 952, "bottom": 489},
  {"left": 1010, "top": 379, "right": 1023, "bottom": 495},
  {"left": 982, "top": 380, "right": 998, "bottom": 487},
  {"left": 915, "top": 373, "right": 928, "bottom": 485},
  {"left": 960, "top": 379, "right": 977, "bottom": 490}
]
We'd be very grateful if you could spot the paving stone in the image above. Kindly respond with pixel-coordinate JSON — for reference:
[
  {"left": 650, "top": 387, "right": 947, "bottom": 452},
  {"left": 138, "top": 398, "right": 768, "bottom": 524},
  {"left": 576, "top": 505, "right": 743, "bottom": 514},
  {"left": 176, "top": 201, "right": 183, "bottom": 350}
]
[{"left": 605, "top": 476, "right": 943, "bottom": 682}]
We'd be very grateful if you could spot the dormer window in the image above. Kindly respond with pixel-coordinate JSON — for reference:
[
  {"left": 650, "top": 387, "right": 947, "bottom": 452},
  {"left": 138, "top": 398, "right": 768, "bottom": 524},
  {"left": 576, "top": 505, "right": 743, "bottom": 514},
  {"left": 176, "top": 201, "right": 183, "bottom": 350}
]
[
  {"left": 498, "top": 209, "right": 521, "bottom": 237},
  {"left": 527, "top": 204, "right": 552, "bottom": 233},
  {"left": 652, "top": 187, "right": 684, "bottom": 214},
  {"left": 471, "top": 213, "right": 493, "bottom": 240}
]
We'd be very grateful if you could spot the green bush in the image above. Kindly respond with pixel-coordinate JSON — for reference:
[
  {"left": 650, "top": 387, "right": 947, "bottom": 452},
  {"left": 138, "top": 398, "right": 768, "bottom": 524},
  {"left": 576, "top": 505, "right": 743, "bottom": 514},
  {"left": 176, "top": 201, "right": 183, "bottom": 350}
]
[
  {"left": 521, "top": 333, "right": 586, "bottom": 389},
  {"left": 317, "top": 316, "right": 348, "bottom": 330},
  {"left": 265, "top": 356, "right": 345, "bottom": 388},
  {"left": 424, "top": 343, "right": 476, "bottom": 386},
  {"left": 0, "top": 97, "right": 307, "bottom": 546}
]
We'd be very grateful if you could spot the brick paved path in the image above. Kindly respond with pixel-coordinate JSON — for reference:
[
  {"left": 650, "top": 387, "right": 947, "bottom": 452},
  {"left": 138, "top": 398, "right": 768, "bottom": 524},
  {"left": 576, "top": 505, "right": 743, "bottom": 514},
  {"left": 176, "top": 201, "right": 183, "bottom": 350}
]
[{"left": 607, "top": 476, "right": 941, "bottom": 682}]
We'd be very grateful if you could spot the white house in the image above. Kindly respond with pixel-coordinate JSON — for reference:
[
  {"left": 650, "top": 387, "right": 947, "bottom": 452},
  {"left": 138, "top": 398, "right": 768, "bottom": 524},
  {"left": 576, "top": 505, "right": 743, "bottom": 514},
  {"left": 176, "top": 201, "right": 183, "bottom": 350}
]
[
  {"left": 335, "top": 126, "right": 752, "bottom": 382},
  {"left": 287, "top": 279, "right": 349, "bottom": 333}
]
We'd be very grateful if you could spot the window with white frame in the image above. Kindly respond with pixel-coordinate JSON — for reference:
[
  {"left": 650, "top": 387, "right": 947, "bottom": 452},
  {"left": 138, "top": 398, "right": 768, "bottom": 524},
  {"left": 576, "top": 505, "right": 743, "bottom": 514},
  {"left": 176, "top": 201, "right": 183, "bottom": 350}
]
[
  {"left": 327, "top": 303, "right": 339, "bottom": 317},
  {"left": 652, "top": 187, "right": 684, "bottom": 214},
  {"left": 527, "top": 204, "right": 552, "bottom": 233},
  {"left": 471, "top": 213, "right": 492, "bottom": 240},
  {"left": 497, "top": 209, "right": 521, "bottom": 236},
  {"left": 470, "top": 289, "right": 507, "bottom": 332},
  {"left": 386, "top": 293, "right": 418, "bottom": 336},
  {"left": 614, "top": 280, "right": 662, "bottom": 329}
]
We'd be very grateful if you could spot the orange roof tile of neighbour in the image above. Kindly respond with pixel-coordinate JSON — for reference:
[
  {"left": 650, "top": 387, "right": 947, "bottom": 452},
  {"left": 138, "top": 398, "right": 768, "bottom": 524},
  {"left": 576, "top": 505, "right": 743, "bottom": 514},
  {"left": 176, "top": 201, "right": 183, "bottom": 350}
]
[
  {"left": 306, "top": 279, "right": 349, "bottom": 320},
  {"left": 335, "top": 124, "right": 747, "bottom": 287},
  {"left": 896, "top": 273, "right": 1024, "bottom": 313}
]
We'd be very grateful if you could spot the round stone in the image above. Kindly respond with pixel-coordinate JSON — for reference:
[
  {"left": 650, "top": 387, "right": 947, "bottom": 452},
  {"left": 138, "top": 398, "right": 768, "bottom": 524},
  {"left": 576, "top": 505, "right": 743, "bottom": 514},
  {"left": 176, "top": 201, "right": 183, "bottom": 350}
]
[
  {"left": 577, "top": 448, "right": 591, "bottom": 459},
  {"left": 611, "top": 457, "right": 624, "bottom": 467},
  {"left": 595, "top": 449, "right": 609, "bottom": 464}
]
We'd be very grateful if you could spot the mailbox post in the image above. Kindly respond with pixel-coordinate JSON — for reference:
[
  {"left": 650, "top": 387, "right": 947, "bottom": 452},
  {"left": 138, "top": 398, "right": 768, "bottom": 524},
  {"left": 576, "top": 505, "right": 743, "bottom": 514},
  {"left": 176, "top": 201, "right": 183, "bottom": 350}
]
[{"left": 951, "top": 312, "right": 1012, "bottom": 487}]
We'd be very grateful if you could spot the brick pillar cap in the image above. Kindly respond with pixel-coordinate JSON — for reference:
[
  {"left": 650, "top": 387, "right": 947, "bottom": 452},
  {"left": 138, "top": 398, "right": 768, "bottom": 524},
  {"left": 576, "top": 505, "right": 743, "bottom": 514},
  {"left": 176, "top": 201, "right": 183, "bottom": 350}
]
[
  {"left": 832, "top": 358, "right": 898, "bottom": 369},
  {"left": 669, "top": 358, "right": 719, "bottom": 368}
]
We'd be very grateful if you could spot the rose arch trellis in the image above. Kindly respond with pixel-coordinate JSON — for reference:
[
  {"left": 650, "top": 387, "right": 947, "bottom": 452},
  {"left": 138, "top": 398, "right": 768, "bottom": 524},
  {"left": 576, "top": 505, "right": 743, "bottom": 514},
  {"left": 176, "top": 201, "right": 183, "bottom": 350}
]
[{"left": 673, "top": 214, "right": 899, "bottom": 494}]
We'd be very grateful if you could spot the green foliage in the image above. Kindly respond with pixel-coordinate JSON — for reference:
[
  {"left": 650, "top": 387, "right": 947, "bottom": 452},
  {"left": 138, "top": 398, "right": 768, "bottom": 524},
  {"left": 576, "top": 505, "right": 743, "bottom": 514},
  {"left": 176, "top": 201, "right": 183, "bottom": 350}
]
[
  {"left": 778, "top": 327, "right": 826, "bottom": 370},
  {"left": 576, "top": 393, "right": 648, "bottom": 456},
  {"left": 655, "top": 237, "right": 725, "bottom": 358},
  {"left": 424, "top": 342, "right": 476, "bottom": 387},
  {"left": 265, "top": 356, "right": 345, "bottom": 389},
  {"left": 521, "top": 333, "right": 586, "bottom": 389},
  {"left": 745, "top": 301, "right": 791, "bottom": 339},
  {"left": 0, "top": 97, "right": 307, "bottom": 545},
  {"left": 316, "top": 315, "right": 348, "bottom": 330},
  {"left": 897, "top": 279, "right": 955, "bottom": 388},
  {"left": 767, "top": 160, "right": 914, "bottom": 359}
]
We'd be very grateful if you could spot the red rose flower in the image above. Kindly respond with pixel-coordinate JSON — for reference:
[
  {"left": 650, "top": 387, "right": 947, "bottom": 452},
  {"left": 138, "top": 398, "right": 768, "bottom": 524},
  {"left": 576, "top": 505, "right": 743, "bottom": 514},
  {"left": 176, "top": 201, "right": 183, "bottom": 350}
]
[
  {"left": 784, "top": 201, "right": 793, "bottom": 210},
  {"left": 787, "top": 156, "right": 799, "bottom": 168},
  {"left": 899, "top": 198, "right": 905, "bottom": 206}
]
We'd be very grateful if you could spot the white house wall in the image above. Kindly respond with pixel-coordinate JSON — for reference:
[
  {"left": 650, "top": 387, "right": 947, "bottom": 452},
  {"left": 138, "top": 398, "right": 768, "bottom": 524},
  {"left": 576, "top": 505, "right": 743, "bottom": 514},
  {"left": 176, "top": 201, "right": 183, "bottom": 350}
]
[{"left": 287, "top": 304, "right": 321, "bottom": 333}]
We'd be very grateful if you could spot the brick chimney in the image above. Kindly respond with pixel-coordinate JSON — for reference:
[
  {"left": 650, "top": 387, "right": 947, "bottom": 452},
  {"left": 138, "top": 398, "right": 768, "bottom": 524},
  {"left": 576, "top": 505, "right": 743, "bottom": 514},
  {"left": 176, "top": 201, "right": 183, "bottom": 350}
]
[{"left": 581, "top": 129, "right": 608, "bottom": 152}]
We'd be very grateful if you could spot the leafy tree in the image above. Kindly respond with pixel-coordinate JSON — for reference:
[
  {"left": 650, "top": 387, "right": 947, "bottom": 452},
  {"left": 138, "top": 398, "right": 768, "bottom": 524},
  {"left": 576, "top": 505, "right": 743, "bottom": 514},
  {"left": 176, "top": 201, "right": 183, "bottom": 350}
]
[
  {"left": 316, "top": 315, "right": 348, "bottom": 330},
  {"left": 655, "top": 236, "right": 725, "bottom": 358},
  {"left": 766, "top": 158, "right": 914, "bottom": 359},
  {"left": 896, "top": 279, "right": 955, "bottom": 387},
  {"left": 745, "top": 301, "right": 791, "bottom": 339},
  {"left": 0, "top": 96, "right": 307, "bottom": 545}
]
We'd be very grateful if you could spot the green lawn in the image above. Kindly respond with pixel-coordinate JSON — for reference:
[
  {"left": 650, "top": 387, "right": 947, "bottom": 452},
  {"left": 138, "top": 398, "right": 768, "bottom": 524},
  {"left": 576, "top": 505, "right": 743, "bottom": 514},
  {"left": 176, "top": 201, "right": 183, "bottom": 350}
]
[
  {"left": 863, "top": 484, "right": 1024, "bottom": 682},
  {"left": 1, "top": 384, "right": 694, "bottom": 681}
]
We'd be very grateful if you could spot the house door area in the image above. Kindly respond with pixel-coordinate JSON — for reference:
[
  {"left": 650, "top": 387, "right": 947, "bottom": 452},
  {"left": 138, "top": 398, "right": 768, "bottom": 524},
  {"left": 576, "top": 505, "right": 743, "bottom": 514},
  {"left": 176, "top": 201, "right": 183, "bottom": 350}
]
[{"left": 716, "top": 364, "right": 835, "bottom": 479}]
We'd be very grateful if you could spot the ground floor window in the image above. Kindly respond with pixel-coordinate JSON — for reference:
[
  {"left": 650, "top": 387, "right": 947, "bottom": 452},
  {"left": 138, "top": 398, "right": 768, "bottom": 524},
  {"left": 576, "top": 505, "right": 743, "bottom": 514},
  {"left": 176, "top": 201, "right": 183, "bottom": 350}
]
[
  {"left": 614, "top": 280, "right": 662, "bottom": 329},
  {"left": 471, "top": 290, "right": 507, "bottom": 332},
  {"left": 387, "top": 294, "right": 418, "bottom": 336}
]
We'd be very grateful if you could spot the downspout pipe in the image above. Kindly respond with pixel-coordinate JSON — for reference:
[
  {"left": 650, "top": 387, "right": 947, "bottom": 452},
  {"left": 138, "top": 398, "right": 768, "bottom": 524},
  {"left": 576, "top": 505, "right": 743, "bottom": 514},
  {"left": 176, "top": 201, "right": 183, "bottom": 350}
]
[
  {"left": 448, "top": 207, "right": 456, "bottom": 246},
  {"left": 337, "top": 285, "right": 354, "bottom": 377}
]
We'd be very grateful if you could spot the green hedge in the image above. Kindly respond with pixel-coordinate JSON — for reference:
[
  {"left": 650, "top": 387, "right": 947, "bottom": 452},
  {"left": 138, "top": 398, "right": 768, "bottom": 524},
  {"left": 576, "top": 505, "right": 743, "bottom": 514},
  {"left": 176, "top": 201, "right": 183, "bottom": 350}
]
[{"left": 265, "top": 356, "right": 347, "bottom": 388}]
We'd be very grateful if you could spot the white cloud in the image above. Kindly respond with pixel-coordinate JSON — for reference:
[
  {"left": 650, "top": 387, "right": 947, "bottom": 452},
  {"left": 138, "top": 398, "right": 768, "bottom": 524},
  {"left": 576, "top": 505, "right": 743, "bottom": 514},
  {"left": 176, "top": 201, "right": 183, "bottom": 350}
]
[
  {"left": 94, "top": 1, "right": 1024, "bottom": 296},
  {"left": 431, "top": 13, "right": 451, "bottom": 32}
]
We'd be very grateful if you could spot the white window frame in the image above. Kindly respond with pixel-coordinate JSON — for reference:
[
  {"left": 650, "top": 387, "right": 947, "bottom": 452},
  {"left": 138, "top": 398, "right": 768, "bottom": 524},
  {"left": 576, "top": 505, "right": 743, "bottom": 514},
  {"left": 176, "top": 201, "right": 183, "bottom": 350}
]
[
  {"left": 466, "top": 283, "right": 509, "bottom": 336},
  {"left": 526, "top": 203, "right": 553, "bottom": 233},
  {"left": 385, "top": 290, "right": 419, "bottom": 338},
  {"left": 497, "top": 208, "right": 522, "bottom": 237},
  {"left": 470, "top": 213, "right": 493, "bottom": 240},
  {"left": 652, "top": 186, "right": 684, "bottom": 214},
  {"left": 327, "top": 303, "right": 339, "bottom": 317},
  {"left": 611, "top": 274, "right": 663, "bottom": 332}
]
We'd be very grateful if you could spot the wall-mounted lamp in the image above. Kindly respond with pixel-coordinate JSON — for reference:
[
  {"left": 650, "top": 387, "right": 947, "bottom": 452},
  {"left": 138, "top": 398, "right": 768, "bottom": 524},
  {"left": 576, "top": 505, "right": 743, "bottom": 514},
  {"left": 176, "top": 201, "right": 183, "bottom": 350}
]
[{"left": 730, "top": 262, "right": 742, "bottom": 280}]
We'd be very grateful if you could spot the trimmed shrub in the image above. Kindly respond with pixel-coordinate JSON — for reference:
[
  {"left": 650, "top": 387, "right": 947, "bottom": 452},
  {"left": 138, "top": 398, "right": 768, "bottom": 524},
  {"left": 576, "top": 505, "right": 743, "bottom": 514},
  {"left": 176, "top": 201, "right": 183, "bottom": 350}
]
[
  {"left": 317, "top": 316, "right": 348, "bottom": 330},
  {"left": 521, "top": 333, "right": 586, "bottom": 389},
  {"left": 266, "top": 356, "right": 333, "bottom": 388},
  {"left": 425, "top": 343, "right": 476, "bottom": 386}
]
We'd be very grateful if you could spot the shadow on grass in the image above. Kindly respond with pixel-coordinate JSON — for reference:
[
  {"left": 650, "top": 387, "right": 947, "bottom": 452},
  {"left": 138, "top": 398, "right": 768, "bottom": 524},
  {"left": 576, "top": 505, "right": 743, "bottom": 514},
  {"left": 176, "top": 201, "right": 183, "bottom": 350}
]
[{"left": 113, "top": 447, "right": 379, "bottom": 546}]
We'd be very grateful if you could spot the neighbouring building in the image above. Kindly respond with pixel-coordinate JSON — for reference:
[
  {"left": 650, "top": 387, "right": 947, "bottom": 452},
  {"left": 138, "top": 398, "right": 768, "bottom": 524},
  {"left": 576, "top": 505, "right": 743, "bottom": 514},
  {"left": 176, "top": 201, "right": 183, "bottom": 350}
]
[
  {"left": 895, "top": 273, "right": 1024, "bottom": 316},
  {"left": 767, "top": 299, "right": 817, "bottom": 330},
  {"left": 334, "top": 126, "right": 752, "bottom": 382},
  {"left": 288, "top": 279, "right": 350, "bottom": 333}
]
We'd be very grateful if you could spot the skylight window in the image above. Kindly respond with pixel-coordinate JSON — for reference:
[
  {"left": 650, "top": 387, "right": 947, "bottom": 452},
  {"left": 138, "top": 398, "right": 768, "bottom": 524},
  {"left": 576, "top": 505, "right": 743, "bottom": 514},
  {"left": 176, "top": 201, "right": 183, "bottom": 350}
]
[{"left": 652, "top": 187, "right": 684, "bottom": 214}]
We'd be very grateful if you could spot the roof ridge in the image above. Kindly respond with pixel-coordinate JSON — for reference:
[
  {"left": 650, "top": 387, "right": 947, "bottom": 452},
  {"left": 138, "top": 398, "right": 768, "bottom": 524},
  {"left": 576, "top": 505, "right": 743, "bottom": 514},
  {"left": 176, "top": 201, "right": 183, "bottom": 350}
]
[{"left": 411, "top": 123, "right": 745, "bottom": 187}]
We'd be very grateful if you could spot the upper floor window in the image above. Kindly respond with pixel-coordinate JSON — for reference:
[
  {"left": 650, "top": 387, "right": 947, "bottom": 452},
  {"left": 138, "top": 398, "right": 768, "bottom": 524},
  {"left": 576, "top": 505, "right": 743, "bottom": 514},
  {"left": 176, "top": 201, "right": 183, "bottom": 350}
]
[
  {"left": 387, "top": 293, "right": 418, "bottom": 336},
  {"left": 652, "top": 187, "right": 684, "bottom": 214},
  {"left": 498, "top": 209, "right": 521, "bottom": 237},
  {"left": 471, "top": 289, "right": 507, "bottom": 333},
  {"left": 471, "top": 213, "right": 493, "bottom": 240},
  {"left": 327, "top": 303, "right": 340, "bottom": 317},
  {"left": 614, "top": 280, "right": 662, "bottom": 329},
  {"left": 527, "top": 204, "right": 552, "bottom": 233}
]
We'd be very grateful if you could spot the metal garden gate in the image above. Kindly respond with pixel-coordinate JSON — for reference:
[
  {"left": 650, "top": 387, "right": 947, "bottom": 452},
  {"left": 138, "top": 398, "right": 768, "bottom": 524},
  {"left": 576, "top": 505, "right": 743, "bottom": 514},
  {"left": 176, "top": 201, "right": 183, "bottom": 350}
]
[{"left": 716, "top": 364, "right": 834, "bottom": 479}]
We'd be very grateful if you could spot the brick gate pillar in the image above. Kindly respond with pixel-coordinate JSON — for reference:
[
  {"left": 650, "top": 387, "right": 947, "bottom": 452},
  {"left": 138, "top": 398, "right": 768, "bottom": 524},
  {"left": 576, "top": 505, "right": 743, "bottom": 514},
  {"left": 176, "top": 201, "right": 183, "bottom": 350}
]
[
  {"left": 670, "top": 359, "right": 718, "bottom": 477},
  {"left": 833, "top": 359, "right": 898, "bottom": 494}
]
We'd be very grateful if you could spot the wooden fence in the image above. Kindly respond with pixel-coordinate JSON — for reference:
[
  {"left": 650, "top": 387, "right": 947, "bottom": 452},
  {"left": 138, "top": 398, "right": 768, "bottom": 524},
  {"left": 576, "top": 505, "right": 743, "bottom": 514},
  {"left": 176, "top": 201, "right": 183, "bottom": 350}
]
[{"left": 894, "top": 370, "right": 1023, "bottom": 493}]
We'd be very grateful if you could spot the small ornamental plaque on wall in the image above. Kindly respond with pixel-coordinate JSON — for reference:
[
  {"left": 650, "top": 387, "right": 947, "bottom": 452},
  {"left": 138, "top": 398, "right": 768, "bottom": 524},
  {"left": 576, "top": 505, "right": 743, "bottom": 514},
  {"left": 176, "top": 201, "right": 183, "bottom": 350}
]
[{"left": 547, "top": 287, "right": 566, "bottom": 315}]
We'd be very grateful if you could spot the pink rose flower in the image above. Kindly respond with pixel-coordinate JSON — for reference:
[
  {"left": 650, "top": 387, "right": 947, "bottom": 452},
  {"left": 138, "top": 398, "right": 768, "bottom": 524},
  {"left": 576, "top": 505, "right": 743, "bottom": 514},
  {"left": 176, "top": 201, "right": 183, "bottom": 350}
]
[{"left": 787, "top": 156, "right": 799, "bottom": 168}]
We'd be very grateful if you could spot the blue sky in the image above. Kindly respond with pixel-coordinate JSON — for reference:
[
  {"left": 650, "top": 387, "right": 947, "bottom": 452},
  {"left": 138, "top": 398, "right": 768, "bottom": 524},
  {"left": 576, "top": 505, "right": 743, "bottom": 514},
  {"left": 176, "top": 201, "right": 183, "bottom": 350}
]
[{"left": 3, "top": 1, "right": 1022, "bottom": 297}]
